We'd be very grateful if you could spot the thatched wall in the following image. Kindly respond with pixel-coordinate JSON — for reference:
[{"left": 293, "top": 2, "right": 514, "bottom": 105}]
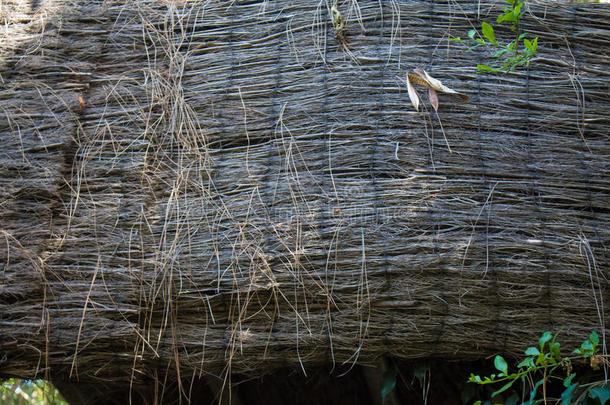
[{"left": 1, "top": 0, "right": 609, "bottom": 401}]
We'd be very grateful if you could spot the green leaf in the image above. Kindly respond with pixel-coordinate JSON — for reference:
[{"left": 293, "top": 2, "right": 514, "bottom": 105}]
[
  {"left": 450, "top": 37, "right": 462, "bottom": 42},
  {"left": 492, "top": 380, "right": 515, "bottom": 398},
  {"left": 531, "top": 37, "right": 538, "bottom": 55},
  {"left": 535, "top": 352, "right": 548, "bottom": 366},
  {"left": 539, "top": 331, "right": 553, "bottom": 350},
  {"left": 590, "top": 331, "right": 600, "bottom": 346},
  {"left": 468, "top": 29, "right": 477, "bottom": 40},
  {"left": 493, "top": 48, "right": 509, "bottom": 58},
  {"left": 381, "top": 368, "right": 396, "bottom": 403},
  {"left": 469, "top": 373, "right": 483, "bottom": 384},
  {"left": 473, "top": 401, "right": 482, "bottom": 405},
  {"left": 494, "top": 355, "right": 508, "bottom": 375},
  {"left": 513, "top": 3, "right": 523, "bottom": 18},
  {"left": 481, "top": 22, "right": 497, "bottom": 45},
  {"left": 523, "top": 37, "right": 538, "bottom": 57},
  {"left": 497, "top": 11, "right": 517, "bottom": 23},
  {"left": 590, "top": 386, "right": 610, "bottom": 405},
  {"left": 550, "top": 342, "right": 561, "bottom": 362},
  {"left": 561, "top": 383, "right": 578, "bottom": 405},
  {"left": 581, "top": 340, "right": 594, "bottom": 356},
  {"left": 477, "top": 64, "right": 494, "bottom": 73},
  {"left": 563, "top": 373, "right": 575, "bottom": 388},
  {"left": 525, "top": 347, "right": 540, "bottom": 356},
  {"left": 518, "top": 357, "right": 535, "bottom": 368}
]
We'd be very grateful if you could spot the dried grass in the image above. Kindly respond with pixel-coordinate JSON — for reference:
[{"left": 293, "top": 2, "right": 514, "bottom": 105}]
[{"left": 0, "top": 0, "right": 608, "bottom": 402}]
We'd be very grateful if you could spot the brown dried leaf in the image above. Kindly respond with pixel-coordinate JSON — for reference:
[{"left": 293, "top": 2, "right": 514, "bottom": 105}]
[
  {"left": 406, "top": 73, "right": 420, "bottom": 111},
  {"left": 428, "top": 88, "right": 439, "bottom": 112},
  {"left": 407, "top": 73, "right": 429, "bottom": 88},
  {"left": 412, "top": 68, "right": 469, "bottom": 101}
]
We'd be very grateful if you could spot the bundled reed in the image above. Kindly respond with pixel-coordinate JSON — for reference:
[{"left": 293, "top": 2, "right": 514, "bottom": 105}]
[{"left": 0, "top": 0, "right": 608, "bottom": 400}]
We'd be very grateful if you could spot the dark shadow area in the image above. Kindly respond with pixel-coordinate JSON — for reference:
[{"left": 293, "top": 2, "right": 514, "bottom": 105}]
[
  {"left": 51, "top": 358, "right": 609, "bottom": 405},
  {"left": 49, "top": 360, "right": 493, "bottom": 405}
]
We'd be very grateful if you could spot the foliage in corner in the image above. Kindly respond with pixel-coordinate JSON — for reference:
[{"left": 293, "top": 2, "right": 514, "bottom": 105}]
[
  {"left": 0, "top": 378, "right": 69, "bottom": 405},
  {"left": 451, "top": 0, "right": 539, "bottom": 73},
  {"left": 468, "top": 331, "right": 610, "bottom": 405}
]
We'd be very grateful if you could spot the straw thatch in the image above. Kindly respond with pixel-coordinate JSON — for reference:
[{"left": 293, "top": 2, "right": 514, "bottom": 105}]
[{"left": 0, "top": 0, "right": 609, "bottom": 402}]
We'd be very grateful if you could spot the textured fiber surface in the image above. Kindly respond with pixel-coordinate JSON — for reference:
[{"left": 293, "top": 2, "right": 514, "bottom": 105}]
[{"left": 0, "top": 0, "right": 608, "bottom": 397}]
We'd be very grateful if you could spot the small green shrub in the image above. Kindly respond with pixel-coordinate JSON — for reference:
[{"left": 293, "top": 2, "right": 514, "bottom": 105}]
[
  {"left": 451, "top": 0, "right": 539, "bottom": 73},
  {"left": 468, "top": 331, "right": 609, "bottom": 405}
]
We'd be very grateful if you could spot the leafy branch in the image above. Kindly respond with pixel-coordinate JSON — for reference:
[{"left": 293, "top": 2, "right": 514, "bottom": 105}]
[
  {"left": 451, "top": 0, "right": 539, "bottom": 73},
  {"left": 468, "top": 331, "right": 610, "bottom": 405}
]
